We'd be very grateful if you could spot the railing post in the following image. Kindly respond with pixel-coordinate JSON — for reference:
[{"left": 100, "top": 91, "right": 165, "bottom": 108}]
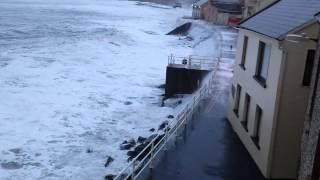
[
  {"left": 164, "top": 127, "right": 168, "bottom": 151},
  {"left": 150, "top": 140, "right": 154, "bottom": 169},
  {"left": 131, "top": 160, "right": 135, "bottom": 180}
]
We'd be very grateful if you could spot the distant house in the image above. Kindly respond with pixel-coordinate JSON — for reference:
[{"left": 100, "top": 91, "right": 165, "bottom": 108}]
[
  {"left": 211, "top": 1, "right": 242, "bottom": 26},
  {"left": 227, "top": 0, "right": 320, "bottom": 179},
  {"left": 192, "top": 0, "right": 209, "bottom": 19},
  {"left": 242, "top": 0, "right": 277, "bottom": 18},
  {"left": 192, "top": 0, "right": 242, "bottom": 27}
]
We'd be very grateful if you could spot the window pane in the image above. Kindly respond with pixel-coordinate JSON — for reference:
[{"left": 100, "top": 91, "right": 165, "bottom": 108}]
[
  {"left": 241, "top": 36, "right": 248, "bottom": 66},
  {"left": 241, "top": 93, "right": 250, "bottom": 131},
  {"left": 303, "top": 50, "right": 315, "bottom": 86},
  {"left": 234, "top": 84, "right": 242, "bottom": 116},
  {"left": 260, "top": 44, "right": 271, "bottom": 80}
]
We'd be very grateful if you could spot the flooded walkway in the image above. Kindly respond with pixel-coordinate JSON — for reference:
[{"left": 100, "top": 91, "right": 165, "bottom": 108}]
[{"left": 148, "top": 28, "right": 265, "bottom": 180}]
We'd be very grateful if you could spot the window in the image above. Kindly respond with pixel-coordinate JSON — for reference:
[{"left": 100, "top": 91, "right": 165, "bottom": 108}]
[
  {"left": 231, "top": 85, "right": 235, "bottom": 99},
  {"left": 303, "top": 50, "right": 316, "bottom": 86},
  {"left": 241, "top": 93, "right": 250, "bottom": 132},
  {"left": 233, "top": 84, "right": 242, "bottom": 116},
  {"left": 239, "top": 36, "right": 248, "bottom": 69},
  {"left": 254, "top": 41, "right": 271, "bottom": 87},
  {"left": 251, "top": 105, "right": 262, "bottom": 149}
]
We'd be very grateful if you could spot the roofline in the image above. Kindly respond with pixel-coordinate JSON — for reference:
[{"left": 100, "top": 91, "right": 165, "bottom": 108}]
[
  {"left": 239, "top": 26, "right": 279, "bottom": 40},
  {"left": 238, "top": 19, "right": 318, "bottom": 41},
  {"left": 278, "top": 19, "right": 318, "bottom": 40},
  {"left": 238, "top": 0, "right": 281, "bottom": 26}
]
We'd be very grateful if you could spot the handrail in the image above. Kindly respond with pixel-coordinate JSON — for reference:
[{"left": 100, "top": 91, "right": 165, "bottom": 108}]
[
  {"left": 114, "top": 55, "right": 220, "bottom": 180},
  {"left": 167, "top": 54, "right": 218, "bottom": 71}
]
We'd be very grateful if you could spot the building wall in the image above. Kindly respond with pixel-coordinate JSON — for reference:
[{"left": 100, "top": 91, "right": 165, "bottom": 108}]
[
  {"left": 192, "top": 7, "right": 201, "bottom": 19},
  {"left": 299, "top": 25, "right": 320, "bottom": 180},
  {"left": 228, "top": 23, "right": 318, "bottom": 179},
  {"left": 227, "top": 29, "right": 283, "bottom": 177},
  {"left": 270, "top": 23, "right": 318, "bottom": 178},
  {"left": 243, "top": 0, "right": 277, "bottom": 18},
  {"left": 204, "top": 2, "right": 218, "bottom": 22}
]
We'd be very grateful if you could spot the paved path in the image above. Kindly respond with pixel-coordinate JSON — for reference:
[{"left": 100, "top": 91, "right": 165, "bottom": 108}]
[{"left": 148, "top": 56, "right": 265, "bottom": 180}]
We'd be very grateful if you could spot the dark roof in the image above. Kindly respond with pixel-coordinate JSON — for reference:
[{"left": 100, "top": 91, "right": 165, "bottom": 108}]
[
  {"left": 211, "top": 0, "right": 242, "bottom": 14},
  {"left": 239, "top": 0, "right": 320, "bottom": 40}
]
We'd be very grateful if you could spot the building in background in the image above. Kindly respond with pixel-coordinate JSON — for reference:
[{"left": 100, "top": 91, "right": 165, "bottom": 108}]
[
  {"left": 192, "top": 0, "right": 242, "bottom": 26},
  {"left": 227, "top": 0, "right": 320, "bottom": 179},
  {"left": 192, "top": 0, "right": 209, "bottom": 19},
  {"left": 242, "top": 0, "right": 277, "bottom": 18},
  {"left": 211, "top": 1, "right": 242, "bottom": 26},
  {"left": 299, "top": 12, "right": 320, "bottom": 180}
]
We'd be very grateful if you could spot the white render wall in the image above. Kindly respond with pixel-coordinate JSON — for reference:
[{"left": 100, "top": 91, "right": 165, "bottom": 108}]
[
  {"left": 228, "top": 29, "right": 283, "bottom": 177},
  {"left": 270, "top": 23, "right": 319, "bottom": 178},
  {"left": 228, "top": 23, "right": 318, "bottom": 179}
]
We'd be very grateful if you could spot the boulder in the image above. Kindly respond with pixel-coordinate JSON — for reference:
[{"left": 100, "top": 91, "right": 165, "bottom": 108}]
[
  {"left": 104, "top": 156, "right": 114, "bottom": 167},
  {"left": 104, "top": 174, "right": 115, "bottom": 180},
  {"left": 137, "top": 136, "right": 146, "bottom": 144},
  {"left": 167, "top": 115, "right": 174, "bottom": 119},
  {"left": 158, "top": 121, "right": 169, "bottom": 130}
]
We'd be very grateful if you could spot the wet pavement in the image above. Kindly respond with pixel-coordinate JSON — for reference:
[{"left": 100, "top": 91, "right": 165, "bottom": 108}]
[{"left": 148, "top": 60, "right": 265, "bottom": 180}]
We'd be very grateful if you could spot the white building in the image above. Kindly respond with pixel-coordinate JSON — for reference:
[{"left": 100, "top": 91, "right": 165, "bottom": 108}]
[{"left": 227, "top": 0, "right": 320, "bottom": 179}]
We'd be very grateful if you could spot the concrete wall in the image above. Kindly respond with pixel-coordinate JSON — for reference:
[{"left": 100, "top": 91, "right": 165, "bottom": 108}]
[{"left": 165, "top": 66, "right": 209, "bottom": 98}]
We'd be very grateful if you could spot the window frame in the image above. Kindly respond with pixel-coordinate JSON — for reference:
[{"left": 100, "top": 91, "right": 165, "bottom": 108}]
[
  {"left": 239, "top": 36, "right": 248, "bottom": 70},
  {"left": 251, "top": 105, "right": 262, "bottom": 150},
  {"left": 241, "top": 93, "right": 251, "bottom": 132},
  {"left": 254, "top": 41, "right": 271, "bottom": 88},
  {"left": 233, "top": 84, "right": 242, "bottom": 117},
  {"left": 302, "top": 49, "right": 316, "bottom": 86}
]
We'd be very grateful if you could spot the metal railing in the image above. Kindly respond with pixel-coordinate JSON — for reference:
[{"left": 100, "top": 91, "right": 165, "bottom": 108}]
[
  {"left": 167, "top": 54, "right": 218, "bottom": 71},
  {"left": 114, "top": 56, "right": 221, "bottom": 180}
]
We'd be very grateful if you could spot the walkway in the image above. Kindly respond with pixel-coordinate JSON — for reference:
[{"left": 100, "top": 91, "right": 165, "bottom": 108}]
[{"left": 148, "top": 41, "right": 265, "bottom": 180}]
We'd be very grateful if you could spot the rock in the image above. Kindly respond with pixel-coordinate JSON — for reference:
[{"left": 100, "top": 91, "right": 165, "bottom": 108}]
[
  {"left": 158, "top": 121, "right": 169, "bottom": 130},
  {"left": 104, "top": 174, "right": 115, "bottom": 180},
  {"left": 137, "top": 136, "right": 146, "bottom": 144},
  {"left": 127, "top": 150, "right": 138, "bottom": 159},
  {"left": 149, "top": 128, "right": 155, "bottom": 132},
  {"left": 1, "top": 161, "right": 23, "bottom": 169},
  {"left": 86, "top": 148, "right": 93, "bottom": 153},
  {"left": 145, "top": 134, "right": 157, "bottom": 144},
  {"left": 167, "top": 115, "right": 174, "bottom": 119},
  {"left": 124, "top": 101, "right": 132, "bottom": 105},
  {"left": 157, "top": 84, "right": 166, "bottom": 89},
  {"left": 126, "top": 134, "right": 158, "bottom": 161},
  {"left": 120, "top": 138, "right": 136, "bottom": 150},
  {"left": 120, "top": 143, "right": 133, "bottom": 150},
  {"left": 104, "top": 156, "right": 114, "bottom": 168},
  {"left": 128, "top": 138, "right": 136, "bottom": 146}
]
